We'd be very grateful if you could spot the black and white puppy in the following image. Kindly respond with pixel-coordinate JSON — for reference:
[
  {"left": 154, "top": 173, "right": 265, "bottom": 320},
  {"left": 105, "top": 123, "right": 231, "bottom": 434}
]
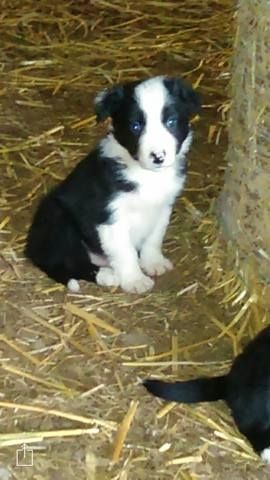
[
  {"left": 25, "top": 76, "right": 200, "bottom": 294},
  {"left": 144, "top": 325, "right": 270, "bottom": 462}
]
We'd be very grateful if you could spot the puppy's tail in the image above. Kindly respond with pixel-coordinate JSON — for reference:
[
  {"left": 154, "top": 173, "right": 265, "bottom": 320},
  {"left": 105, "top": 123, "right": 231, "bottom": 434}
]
[{"left": 143, "top": 375, "right": 227, "bottom": 404}]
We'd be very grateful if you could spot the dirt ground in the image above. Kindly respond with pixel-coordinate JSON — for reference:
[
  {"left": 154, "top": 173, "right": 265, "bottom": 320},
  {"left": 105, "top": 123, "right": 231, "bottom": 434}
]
[{"left": 1, "top": 1, "right": 270, "bottom": 479}]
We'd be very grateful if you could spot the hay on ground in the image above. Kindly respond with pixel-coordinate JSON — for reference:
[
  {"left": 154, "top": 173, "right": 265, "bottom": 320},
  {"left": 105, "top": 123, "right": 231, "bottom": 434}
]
[{"left": 3, "top": 1, "right": 270, "bottom": 479}]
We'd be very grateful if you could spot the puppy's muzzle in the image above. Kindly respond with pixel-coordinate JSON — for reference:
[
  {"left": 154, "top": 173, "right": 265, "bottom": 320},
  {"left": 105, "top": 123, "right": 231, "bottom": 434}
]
[{"left": 151, "top": 151, "right": 166, "bottom": 165}]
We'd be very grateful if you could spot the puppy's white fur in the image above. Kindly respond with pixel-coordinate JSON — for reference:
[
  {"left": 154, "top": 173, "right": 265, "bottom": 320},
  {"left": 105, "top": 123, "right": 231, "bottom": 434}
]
[
  {"left": 261, "top": 448, "right": 270, "bottom": 464},
  {"left": 96, "top": 267, "right": 120, "bottom": 287},
  {"left": 67, "top": 278, "right": 80, "bottom": 293},
  {"left": 135, "top": 77, "right": 176, "bottom": 170},
  {"left": 96, "top": 130, "right": 192, "bottom": 294}
]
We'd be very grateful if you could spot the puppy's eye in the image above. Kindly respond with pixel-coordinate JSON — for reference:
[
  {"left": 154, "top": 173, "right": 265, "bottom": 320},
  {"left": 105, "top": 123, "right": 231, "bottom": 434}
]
[
  {"left": 130, "top": 120, "right": 143, "bottom": 134},
  {"left": 166, "top": 117, "right": 177, "bottom": 129}
]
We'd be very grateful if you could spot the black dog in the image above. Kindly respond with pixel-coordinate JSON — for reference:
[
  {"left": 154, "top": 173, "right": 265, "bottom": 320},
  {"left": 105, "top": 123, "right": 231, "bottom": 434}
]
[{"left": 144, "top": 326, "right": 270, "bottom": 462}]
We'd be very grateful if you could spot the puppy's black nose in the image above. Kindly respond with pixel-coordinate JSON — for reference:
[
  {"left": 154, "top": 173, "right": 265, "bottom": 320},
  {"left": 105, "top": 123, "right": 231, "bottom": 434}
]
[{"left": 151, "top": 152, "right": 164, "bottom": 165}]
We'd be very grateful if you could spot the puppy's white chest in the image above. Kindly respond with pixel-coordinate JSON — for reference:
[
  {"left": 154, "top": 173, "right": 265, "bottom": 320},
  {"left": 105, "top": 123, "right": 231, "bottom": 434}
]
[
  {"left": 126, "top": 197, "right": 161, "bottom": 247},
  {"left": 115, "top": 169, "right": 184, "bottom": 248}
]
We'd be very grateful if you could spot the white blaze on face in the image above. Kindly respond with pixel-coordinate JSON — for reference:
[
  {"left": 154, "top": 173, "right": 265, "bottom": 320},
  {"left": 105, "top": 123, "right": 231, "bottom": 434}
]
[{"left": 135, "top": 77, "right": 178, "bottom": 170}]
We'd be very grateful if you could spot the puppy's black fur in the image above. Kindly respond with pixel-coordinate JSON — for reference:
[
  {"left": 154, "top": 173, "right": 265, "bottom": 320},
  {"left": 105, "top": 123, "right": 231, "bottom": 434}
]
[
  {"left": 25, "top": 150, "right": 135, "bottom": 286},
  {"left": 144, "top": 326, "right": 270, "bottom": 458}
]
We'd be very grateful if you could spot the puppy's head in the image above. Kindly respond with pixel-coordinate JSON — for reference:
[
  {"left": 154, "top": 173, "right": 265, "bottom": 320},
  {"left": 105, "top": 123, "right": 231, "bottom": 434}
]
[{"left": 95, "top": 76, "right": 200, "bottom": 171}]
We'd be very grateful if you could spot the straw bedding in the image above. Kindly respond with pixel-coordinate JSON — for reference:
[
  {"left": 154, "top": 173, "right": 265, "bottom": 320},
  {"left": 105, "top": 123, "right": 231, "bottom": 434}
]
[{"left": 1, "top": 1, "right": 270, "bottom": 479}]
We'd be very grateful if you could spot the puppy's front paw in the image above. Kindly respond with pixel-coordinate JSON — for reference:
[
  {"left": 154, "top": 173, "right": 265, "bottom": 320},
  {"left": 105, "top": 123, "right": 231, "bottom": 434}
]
[
  {"left": 96, "top": 267, "right": 120, "bottom": 287},
  {"left": 140, "top": 254, "right": 173, "bottom": 277},
  {"left": 121, "top": 273, "right": 154, "bottom": 294},
  {"left": 261, "top": 448, "right": 270, "bottom": 464}
]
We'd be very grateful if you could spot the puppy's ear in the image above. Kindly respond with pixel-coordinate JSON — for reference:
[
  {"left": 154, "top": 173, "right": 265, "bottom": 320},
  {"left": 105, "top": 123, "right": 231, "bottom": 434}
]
[
  {"left": 180, "top": 83, "right": 201, "bottom": 117},
  {"left": 164, "top": 77, "right": 201, "bottom": 118},
  {"left": 94, "top": 85, "right": 124, "bottom": 123}
]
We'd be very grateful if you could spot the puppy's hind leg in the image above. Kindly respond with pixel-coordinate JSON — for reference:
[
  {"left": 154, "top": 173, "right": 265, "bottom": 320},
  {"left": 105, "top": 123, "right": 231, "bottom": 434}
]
[
  {"left": 65, "top": 243, "right": 99, "bottom": 291},
  {"left": 89, "top": 252, "right": 109, "bottom": 267},
  {"left": 44, "top": 242, "right": 99, "bottom": 292},
  {"left": 261, "top": 448, "right": 270, "bottom": 464},
  {"left": 244, "top": 426, "right": 270, "bottom": 463}
]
